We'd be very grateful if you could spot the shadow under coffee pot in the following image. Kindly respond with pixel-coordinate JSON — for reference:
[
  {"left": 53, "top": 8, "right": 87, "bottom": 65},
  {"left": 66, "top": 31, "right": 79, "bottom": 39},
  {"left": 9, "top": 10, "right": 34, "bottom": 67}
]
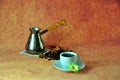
[{"left": 25, "top": 19, "right": 66, "bottom": 55}]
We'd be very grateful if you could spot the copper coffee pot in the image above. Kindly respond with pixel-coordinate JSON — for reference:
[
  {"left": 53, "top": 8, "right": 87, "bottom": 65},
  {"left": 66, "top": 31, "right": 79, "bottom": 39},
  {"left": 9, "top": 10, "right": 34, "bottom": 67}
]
[{"left": 25, "top": 19, "right": 66, "bottom": 55}]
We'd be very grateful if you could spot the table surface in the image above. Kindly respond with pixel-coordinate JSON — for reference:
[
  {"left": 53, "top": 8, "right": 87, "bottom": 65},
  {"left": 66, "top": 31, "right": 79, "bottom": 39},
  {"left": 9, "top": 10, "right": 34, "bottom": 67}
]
[{"left": 0, "top": 45, "right": 120, "bottom": 80}]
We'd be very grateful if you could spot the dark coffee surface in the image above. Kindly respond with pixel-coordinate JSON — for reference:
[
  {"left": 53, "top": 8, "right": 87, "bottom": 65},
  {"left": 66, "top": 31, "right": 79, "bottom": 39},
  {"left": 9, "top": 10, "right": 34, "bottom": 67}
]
[{"left": 62, "top": 54, "right": 75, "bottom": 57}]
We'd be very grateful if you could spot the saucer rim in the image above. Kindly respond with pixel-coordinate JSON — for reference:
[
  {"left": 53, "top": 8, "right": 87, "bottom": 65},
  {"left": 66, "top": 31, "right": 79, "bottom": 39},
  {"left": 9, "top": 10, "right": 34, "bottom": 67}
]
[{"left": 53, "top": 59, "right": 85, "bottom": 72}]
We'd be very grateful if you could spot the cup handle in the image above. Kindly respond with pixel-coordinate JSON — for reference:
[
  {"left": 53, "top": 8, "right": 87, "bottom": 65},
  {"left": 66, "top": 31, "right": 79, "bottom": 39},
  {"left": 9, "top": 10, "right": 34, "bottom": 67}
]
[{"left": 77, "top": 54, "right": 80, "bottom": 60}]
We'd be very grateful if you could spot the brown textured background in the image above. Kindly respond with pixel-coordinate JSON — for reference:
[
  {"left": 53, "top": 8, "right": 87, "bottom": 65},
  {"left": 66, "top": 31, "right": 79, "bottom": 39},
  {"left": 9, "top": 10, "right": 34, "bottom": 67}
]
[
  {"left": 0, "top": 0, "right": 120, "bottom": 49},
  {"left": 0, "top": 0, "right": 120, "bottom": 80}
]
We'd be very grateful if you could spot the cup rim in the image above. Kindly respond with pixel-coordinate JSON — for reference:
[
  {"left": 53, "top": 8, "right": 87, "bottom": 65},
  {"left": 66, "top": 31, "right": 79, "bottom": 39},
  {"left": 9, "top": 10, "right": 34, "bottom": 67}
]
[{"left": 60, "top": 51, "right": 77, "bottom": 58}]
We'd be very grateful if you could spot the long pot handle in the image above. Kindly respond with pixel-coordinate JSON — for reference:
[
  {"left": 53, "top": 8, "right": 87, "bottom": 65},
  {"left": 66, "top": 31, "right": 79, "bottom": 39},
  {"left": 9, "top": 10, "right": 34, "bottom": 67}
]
[{"left": 40, "top": 19, "right": 66, "bottom": 35}]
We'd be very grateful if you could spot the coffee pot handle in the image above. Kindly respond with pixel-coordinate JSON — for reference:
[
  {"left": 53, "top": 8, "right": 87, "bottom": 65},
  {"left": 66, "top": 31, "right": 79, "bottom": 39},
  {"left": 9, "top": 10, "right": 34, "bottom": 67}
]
[{"left": 40, "top": 19, "right": 66, "bottom": 35}]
